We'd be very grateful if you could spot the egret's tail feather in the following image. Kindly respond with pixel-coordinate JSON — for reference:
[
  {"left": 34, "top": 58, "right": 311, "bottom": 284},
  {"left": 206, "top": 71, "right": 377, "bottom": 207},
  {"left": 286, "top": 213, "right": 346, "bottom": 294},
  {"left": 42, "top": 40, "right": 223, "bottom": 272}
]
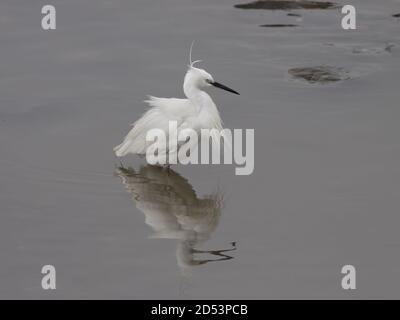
[
  {"left": 114, "top": 135, "right": 148, "bottom": 157},
  {"left": 114, "top": 141, "right": 131, "bottom": 157},
  {"left": 114, "top": 104, "right": 168, "bottom": 157}
]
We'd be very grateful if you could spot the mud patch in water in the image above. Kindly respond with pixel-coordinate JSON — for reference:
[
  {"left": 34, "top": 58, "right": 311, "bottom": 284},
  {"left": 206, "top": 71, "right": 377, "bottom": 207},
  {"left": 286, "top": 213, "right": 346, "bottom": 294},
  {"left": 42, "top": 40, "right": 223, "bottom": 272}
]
[
  {"left": 260, "top": 24, "right": 298, "bottom": 27},
  {"left": 288, "top": 66, "right": 350, "bottom": 83},
  {"left": 287, "top": 13, "right": 302, "bottom": 17},
  {"left": 235, "top": 0, "right": 337, "bottom": 10}
]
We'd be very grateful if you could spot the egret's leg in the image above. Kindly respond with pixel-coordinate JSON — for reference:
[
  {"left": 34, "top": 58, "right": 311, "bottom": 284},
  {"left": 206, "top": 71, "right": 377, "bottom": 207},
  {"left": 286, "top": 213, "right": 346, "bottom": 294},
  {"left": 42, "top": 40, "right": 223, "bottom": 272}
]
[
  {"left": 190, "top": 243, "right": 237, "bottom": 264},
  {"left": 114, "top": 154, "right": 125, "bottom": 168},
  {"left": 191, "top": 242, "right": 237, "bottom": 256},
  {"left": 163, "top": 164, "right": 171, "bottom": 175}
]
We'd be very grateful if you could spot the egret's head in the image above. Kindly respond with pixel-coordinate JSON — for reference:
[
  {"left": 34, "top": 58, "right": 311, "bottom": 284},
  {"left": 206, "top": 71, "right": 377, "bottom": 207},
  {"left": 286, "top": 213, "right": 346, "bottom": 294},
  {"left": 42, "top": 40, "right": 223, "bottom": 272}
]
[
  {"left": 184, "top": 42, "right": 239, "bottom": 96},
  {"left": 185, "top": 64, "right": 214, "bottom": 89},
  {"left": 184, "top": 63, "right": 239, "bottom": 95}
]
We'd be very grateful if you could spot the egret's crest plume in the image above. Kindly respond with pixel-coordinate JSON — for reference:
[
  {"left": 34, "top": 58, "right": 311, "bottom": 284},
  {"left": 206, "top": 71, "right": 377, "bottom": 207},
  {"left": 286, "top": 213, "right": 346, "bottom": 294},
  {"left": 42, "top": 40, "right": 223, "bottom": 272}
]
[{"left": 189, "top": 41, "right": 202, "bottom": 68}]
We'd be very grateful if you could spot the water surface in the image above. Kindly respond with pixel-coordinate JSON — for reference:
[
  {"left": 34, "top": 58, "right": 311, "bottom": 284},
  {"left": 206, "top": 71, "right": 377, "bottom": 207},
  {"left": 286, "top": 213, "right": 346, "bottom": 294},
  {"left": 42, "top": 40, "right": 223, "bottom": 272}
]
[{"left": 1, "top": 0, "right": 400, "bottom": 299}]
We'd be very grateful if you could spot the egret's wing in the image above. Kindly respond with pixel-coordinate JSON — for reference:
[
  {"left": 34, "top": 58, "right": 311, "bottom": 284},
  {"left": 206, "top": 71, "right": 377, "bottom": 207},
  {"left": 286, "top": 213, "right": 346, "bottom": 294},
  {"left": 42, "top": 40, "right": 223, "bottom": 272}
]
[
  {"left": 144, "top": 96, "right": 194, "bottom": 119},
  {"left": 114, "top": 97, "right": 192, "bottom": 156},
  {"left": 143, "top": 97, "right": 196, "bottom": 159}
]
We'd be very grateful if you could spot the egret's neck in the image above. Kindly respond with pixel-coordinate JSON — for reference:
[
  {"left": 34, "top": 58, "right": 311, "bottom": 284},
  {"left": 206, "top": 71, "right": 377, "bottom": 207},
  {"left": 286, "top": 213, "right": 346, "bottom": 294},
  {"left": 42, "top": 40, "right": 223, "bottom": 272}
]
[
  {"left": 183, "top": 80, "right": 203, "bottom": 102},
  {"left": 183, "top": 72, "right": 222, "bottom": 128},
  {"left": 184, "top": 82, "right": 216, "bottom": 117},
  {"left": 183, "top": 70, "right": 207, "bottom": 107}
]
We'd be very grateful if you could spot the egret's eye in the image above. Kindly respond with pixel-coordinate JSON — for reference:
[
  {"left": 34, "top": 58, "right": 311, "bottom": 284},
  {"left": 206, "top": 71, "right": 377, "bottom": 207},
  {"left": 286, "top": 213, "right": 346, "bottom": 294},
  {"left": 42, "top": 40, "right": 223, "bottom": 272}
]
[{"left": 205, "top": 79, "right": 212, "bottom": 84}]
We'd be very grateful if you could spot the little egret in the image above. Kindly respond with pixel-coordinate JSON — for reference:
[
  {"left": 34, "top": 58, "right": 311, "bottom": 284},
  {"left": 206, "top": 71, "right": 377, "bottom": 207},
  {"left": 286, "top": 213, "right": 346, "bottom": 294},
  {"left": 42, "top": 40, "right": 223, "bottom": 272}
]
[{"left": 113, "top": 44, "right": 239, "bottom": 162}]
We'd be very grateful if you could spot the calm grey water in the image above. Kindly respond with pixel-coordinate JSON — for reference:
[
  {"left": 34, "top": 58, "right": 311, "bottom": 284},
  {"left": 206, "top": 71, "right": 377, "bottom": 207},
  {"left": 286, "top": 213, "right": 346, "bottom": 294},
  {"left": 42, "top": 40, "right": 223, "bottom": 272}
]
[{"left": 1, "top": 0, "right": 400, "bottom": 299}]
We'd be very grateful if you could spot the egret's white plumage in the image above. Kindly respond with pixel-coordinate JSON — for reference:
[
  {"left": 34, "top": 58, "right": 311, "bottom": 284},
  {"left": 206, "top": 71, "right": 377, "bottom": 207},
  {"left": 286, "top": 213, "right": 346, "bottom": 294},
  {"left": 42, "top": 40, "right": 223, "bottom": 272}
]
[{"left": 114, "top": 45, "right": 239, "bottom": 160}]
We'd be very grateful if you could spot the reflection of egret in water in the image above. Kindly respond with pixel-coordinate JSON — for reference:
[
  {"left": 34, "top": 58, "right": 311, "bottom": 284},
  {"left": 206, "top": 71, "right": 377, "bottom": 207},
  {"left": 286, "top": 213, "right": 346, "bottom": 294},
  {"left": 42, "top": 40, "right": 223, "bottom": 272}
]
[{"left": 115, "top": 165, "right": 236, "bottom": 274}]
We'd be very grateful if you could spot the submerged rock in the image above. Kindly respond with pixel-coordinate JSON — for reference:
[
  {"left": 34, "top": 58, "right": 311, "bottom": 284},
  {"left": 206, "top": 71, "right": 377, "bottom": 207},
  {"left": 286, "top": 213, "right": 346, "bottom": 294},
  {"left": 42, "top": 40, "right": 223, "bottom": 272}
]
[
  {"left": 234, "top": 0, "right": 337, "bottom": 10},
  {"left": 260, "top": 24, "right": 298, "bottom": 27},
  {"left": 385, "top": 43, "right": 396, "bottom": 53},
  {"left": 288, "top": 66, "right": 349, "bottom": 83}
]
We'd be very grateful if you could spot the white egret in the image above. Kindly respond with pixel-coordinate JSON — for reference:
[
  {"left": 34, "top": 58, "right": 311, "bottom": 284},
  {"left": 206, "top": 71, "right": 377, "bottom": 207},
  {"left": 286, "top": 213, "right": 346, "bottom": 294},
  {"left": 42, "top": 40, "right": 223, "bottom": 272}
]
[{"left": 113, "top": 43, "right": 239, "bottom": 162}]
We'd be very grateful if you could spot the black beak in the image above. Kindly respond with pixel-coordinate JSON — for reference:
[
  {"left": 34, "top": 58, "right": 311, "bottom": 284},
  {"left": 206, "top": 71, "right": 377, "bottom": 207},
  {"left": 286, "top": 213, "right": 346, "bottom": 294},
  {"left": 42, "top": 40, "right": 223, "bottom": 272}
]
[{"left": 211, "top": 81, "right": 240, "bottom": 95}]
